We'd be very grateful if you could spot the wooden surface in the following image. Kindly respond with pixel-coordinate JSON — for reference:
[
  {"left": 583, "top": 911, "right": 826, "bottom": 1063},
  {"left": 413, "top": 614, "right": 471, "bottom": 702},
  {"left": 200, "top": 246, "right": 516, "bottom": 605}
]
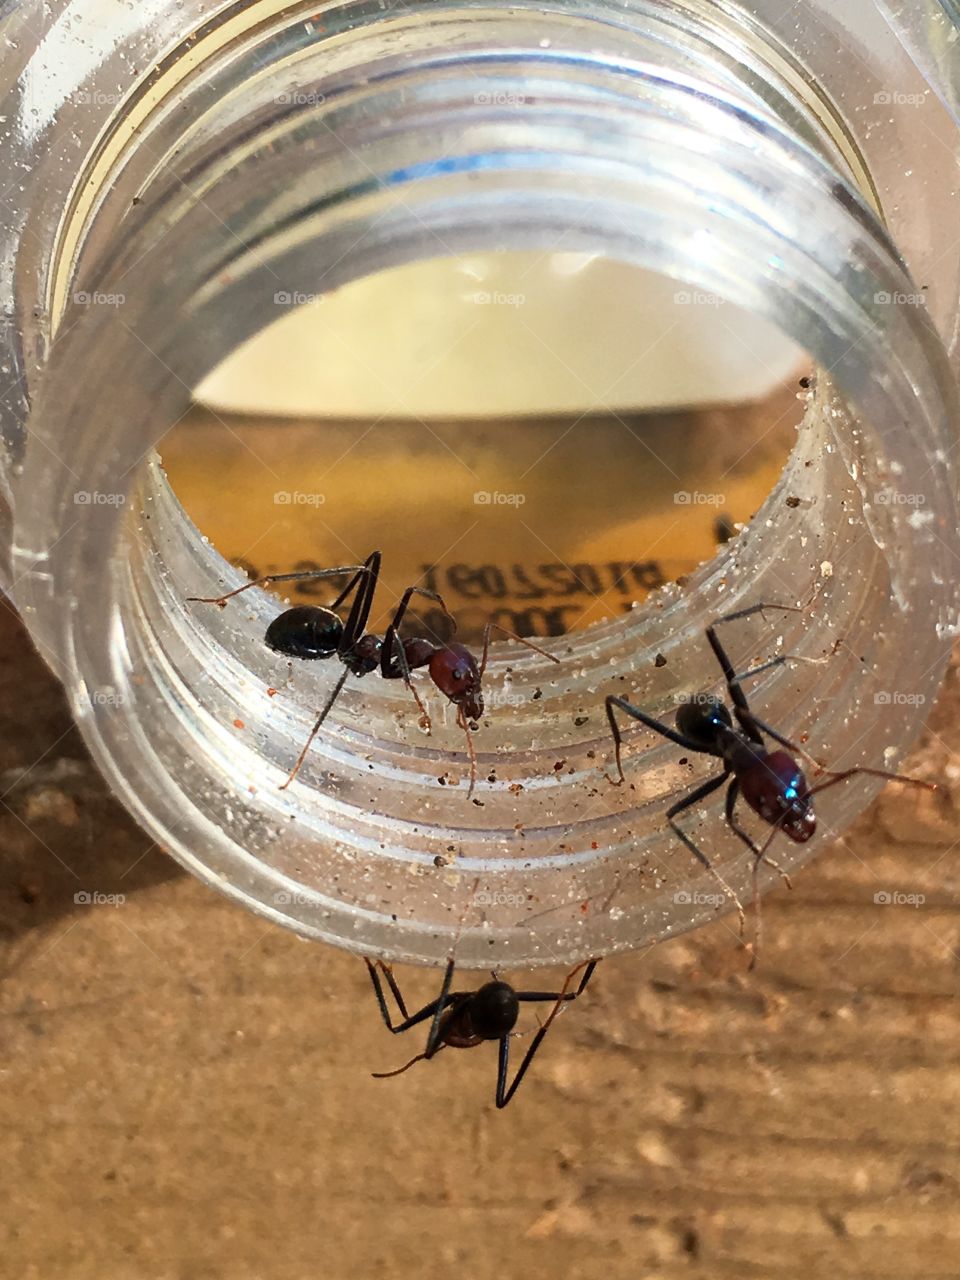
[{"left": 1, "top": 598, "right": 959, "bottom": 1280}]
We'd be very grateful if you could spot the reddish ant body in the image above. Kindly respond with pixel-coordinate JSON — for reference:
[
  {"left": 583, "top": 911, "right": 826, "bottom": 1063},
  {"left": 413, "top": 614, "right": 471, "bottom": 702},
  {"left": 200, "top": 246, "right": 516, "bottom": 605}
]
[
  {"left": 190, "top": 550, "right": 556, "bottom": 794},
  {"left": 366, "top": 956, "right": 597, "bottom": 1108},
  {"left": 606, "top": 602, "right": 933, "bottom": 958}
]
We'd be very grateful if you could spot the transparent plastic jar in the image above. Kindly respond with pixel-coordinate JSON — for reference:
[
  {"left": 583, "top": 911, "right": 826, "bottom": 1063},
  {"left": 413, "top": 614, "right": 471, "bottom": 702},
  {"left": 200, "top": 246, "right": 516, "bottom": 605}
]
[{"left": 1, "top": 1, "right": 959, "bottom": 967}]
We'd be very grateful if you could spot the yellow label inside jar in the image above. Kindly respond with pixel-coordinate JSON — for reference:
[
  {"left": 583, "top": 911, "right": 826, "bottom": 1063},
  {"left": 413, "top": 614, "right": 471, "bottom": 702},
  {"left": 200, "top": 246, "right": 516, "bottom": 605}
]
[
  {"left": 161, "top": 252, "right": 806, "bottom": 643},
  {"left": 161, "top": 385, "right": 800, "bottom": 644}
]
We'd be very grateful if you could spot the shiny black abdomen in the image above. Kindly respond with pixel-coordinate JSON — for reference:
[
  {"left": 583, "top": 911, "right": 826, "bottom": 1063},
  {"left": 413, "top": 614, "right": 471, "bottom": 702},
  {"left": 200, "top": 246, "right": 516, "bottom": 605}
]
[{"left": 265, "top": 606, "right": 343, "bottom": 659}]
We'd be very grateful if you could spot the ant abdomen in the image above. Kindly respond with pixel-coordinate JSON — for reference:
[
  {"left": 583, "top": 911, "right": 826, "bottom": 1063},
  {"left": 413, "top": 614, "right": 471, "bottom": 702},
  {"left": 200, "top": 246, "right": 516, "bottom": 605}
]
[
  {"left": 676, "top": 693, "right": 732, "bottom": 749},
  {"left": 467, "top": 982, "right": 520, "bottom": 1041},
  {"left": 265, "top": 605, "right": 343, "bottom": 660}
]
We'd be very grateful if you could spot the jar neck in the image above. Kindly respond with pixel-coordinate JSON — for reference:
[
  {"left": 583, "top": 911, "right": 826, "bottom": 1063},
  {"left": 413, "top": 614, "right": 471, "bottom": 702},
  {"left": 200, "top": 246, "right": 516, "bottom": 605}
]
[{"left": 3, "top": 1, "right": 959, "bottom": 964}]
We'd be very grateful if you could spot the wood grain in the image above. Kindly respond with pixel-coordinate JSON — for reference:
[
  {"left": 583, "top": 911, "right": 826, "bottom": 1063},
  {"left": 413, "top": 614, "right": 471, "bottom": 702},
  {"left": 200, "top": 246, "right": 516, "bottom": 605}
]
[{"left": 0, "top": 601, "right": 958, "bottom": 1280}]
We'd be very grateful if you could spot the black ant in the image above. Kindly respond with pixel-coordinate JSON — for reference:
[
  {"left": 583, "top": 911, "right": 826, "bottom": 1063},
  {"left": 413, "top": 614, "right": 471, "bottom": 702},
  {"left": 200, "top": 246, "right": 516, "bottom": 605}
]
[
  {"left": 606, "top": 602, "right": 934, "bottom": 961},
  {"left": 189, "top": 550, "right": 557, "bottom": 795},
  {"left": 365, "top": 956, "right": 597, "bottom": 1108}
]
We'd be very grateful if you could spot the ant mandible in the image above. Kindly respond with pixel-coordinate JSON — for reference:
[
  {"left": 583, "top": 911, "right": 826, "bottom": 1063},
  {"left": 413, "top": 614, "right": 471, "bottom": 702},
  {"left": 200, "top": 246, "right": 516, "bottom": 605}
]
[
  {"left": 606, "top": 602, "right": 934, "bottom": 960},
  {"left": 189, "top": 550, "right": 557, "bottom": 795},
  {"left": 365, "top": 956, "right": 597, "bottom": 1108}
]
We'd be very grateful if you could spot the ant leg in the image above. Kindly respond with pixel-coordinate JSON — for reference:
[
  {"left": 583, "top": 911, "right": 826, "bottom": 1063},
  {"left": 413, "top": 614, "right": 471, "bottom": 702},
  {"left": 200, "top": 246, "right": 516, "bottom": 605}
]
[
  {"left": 424, "top": 958, "right": 458, "bottom": 1057},
  {"left": 458, "top": 704, "right": 479, "bottom": 800},
  {"left": 724, "top": 781, "right": 792, "bottom": 970},
  {"left": 367, "top": 959, "right": 410, "bottom": 1020},
  {"left": 380, "top": 624, "right": 432, "bottom": 731},
  {"left": 364, "top": 958, "right": 454, "bottom": 1034},
  {"left": 724, "top": 782, "right": 793, "bottom": 891},
  {"left": 278, "top": 554, "right": 383, "bottom": 789},
  {"left": 806, "top": 765, "right": 935, "bottom": 796},
  {"left": 514, "top": 959, "right": 599, "bottom": 1004},
  {"left": 666, "top": 775, "right": 746, "bottom": 934},
  {"left": 605, "top": 695, "right": 714, "bottom": 784},
  {"left": 496, "top": 960, "right": 596, "bottom": 1108},
  {"left": 188, "top": 564, "right": 369, "bottom": 608},
  {"left": 732, "top": 653, "right": 829, "bottom": 687},
  {"left": 371, "top": 1043, "right": 448, "bottom": 1081},
  {"left": 378, "top": 583, "right": 453, "bottom": 731},
  {"left": 337, "top": 551, "right": 382, "bottom": 655},
  {"left": 363, "top": 962, "right": 463, "bottom": 1039},
  {"left": 278, "top": 666, "right": 351, "bottom": 789},
  {"left": 706, "top": 603, "right": 808, "bottom": 745},
  {"left": 387, "top": 584, "right": 458, "bottom": 638},
  {"left": 739, "top": 712, "right": 831, "bottom": 774},
  {"left": 477, "top": 622, "right": 560, "bottom": 677}
]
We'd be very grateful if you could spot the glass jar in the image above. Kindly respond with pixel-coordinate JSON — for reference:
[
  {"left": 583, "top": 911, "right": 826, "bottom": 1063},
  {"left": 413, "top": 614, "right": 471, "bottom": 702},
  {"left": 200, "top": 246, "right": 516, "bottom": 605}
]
[{"left": 1, "top": 0, "right": 958, "bottom": 967}]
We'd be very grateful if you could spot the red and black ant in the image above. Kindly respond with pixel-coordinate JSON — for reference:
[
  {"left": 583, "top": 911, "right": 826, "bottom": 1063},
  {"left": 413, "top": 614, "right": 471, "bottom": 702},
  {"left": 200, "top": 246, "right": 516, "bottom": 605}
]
[
  {"left": 365, "top": 956, "right": 597, "bottom": 1108},
  {"left": 189, "top": 550, "right": 557, "bottom": 795},
  {"left": 606, "top": 602, "right": 934, "bottom": 960}
]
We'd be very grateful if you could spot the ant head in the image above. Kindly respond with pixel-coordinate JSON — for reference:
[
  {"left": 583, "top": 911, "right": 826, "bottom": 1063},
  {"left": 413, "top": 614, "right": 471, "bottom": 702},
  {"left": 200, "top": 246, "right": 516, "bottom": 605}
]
[
  {"left": 265, "top": 605, "right": 342, "bottom": 660},
  {"left": 429, "top": 644, "right": 483, "bottom": 720},
  {"left": 740, "top": 749, "right": 816, "bottom": 843},
  {"left": 676, "top": 693, "right": 732, "bottom": 749},
  {"left": 471, "top": 980, "right": 519, "bottom": 1039}
]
